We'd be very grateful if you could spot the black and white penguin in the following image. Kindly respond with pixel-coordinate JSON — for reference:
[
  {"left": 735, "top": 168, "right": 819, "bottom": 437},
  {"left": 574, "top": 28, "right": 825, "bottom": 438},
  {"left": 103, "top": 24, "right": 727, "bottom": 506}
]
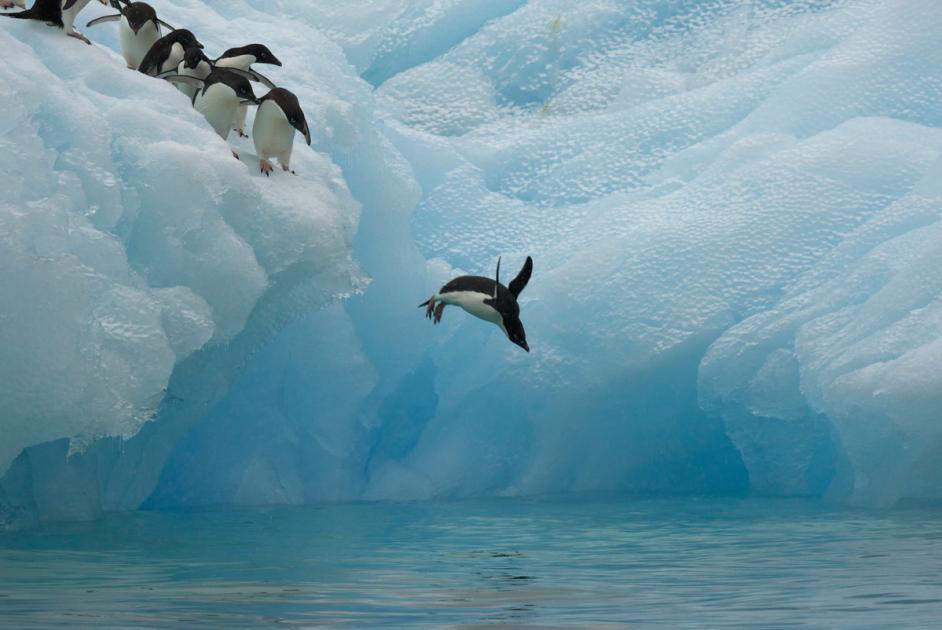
[
  {"left": 164, "top": 68, "right": 260, "bottom": 158},
  {"left": 86, "top": 1, "right": 173, "bottom": 69},
  {"left": 215, "top": 44, "right": 281, "bottom": 137},
  {"left": 2, "top": 0, "right": 107, "bottom": 44},
  {"left": 252, "top": 87, "right": 311, "bottom": 176},
  {"left": 172, "top": 46, "right": 212, "bottom": 100},
  {"left": 138, "top": 28, "right": 202, "bottom": 76},
  {"left": 420, "top": 256, "right": 533, "bottom": 352}
]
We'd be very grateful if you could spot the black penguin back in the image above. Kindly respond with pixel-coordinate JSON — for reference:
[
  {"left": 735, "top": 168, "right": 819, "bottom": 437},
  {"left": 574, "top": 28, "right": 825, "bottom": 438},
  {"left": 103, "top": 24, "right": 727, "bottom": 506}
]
[{"left": 1, "top": 0, "right": 64, "bottom": 28}]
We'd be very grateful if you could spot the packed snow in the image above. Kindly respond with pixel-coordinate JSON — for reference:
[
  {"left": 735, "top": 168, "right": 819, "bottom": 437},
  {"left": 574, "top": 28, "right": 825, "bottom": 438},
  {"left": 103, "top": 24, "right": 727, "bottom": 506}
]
[{"left": 1, "top": 0, "right": 940, "bottom": 526}]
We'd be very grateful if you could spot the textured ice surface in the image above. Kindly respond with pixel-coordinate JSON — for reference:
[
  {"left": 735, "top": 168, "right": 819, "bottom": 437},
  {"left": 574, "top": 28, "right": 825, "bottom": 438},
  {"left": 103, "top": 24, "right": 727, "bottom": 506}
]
[
  {"left": 2, "top": 0, "right": 941, "bottom": 524},
  {"left": 0, "top": 4, "right": 362, "bottom": 479}
]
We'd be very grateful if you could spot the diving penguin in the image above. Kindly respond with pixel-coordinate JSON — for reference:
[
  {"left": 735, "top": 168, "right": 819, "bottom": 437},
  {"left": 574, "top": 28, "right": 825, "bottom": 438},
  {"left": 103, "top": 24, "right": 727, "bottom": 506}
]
[
  {"left": 252, "top": 87, "right": 311, "bottom": 176},
  {"left": 420, "top": 256, "right": 533, "bottom": 352},
  {"left": 2, "top": 0, "right": 108, "bottom": 44},
  {"left": 86, "top": 1, "right": 174, "bottom": 69},
  {"left": 138, "top": 28, "right": 202, "bottom": 76}
]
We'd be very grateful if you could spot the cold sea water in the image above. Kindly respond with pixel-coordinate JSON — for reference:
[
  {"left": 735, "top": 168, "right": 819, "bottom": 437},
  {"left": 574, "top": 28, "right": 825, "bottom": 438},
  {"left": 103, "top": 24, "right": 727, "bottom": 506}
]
[{"left": 1, "top": 497, "right": 940, "bottom": 628}]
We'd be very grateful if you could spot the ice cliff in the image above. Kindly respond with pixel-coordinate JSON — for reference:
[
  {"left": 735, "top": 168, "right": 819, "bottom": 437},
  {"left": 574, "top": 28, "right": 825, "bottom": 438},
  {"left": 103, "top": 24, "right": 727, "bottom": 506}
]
[{"left": 1, "top": 0, "right": 940, "bottom": 527}]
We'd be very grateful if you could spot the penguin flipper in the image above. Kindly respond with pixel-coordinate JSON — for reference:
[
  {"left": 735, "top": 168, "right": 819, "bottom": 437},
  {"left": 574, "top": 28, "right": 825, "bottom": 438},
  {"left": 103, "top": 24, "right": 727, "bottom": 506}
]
[
  {"left": 493, "top": 257, "right": 501, "bottom": 298},
  {"left": 162, "top": 74, "right": 204, "bottom": 89},
  {"left": 87, "top": 14, "right": 121, "bottom": 27},
  {"left": 62, "top": 0, "right": 78, "bottom": 10},
  {"left": 225, "top": 67, "right": 277, "bottom": 89},
  {"left": 157, "top": 18, "right": 175, "bottom": 31},
  {"left": 508, "top": 256, "right": 533, "bottom": 298}
]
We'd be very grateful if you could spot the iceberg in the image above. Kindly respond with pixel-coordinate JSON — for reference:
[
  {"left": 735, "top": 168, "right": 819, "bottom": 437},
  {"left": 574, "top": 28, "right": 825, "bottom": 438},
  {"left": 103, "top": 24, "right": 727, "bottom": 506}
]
[{"left": 1, "top": 0, "right": 940, "bottom": 527}]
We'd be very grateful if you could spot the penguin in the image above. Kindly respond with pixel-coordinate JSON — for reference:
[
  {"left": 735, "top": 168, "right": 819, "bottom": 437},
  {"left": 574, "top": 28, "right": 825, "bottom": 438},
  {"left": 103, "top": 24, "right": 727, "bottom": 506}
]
[
  {"left": 252, "top": 87, "right": 311, "bottom": 176},
  {"left": 420, "top": 256, "right": 533, "bottom": 352},
  {"left": 86, "top": 1, "right": 174, "bottom": 69},
  {"left": 164, "top": 69, "right": 260, "bottom": 158},
  {"left": 172, "top": 46, "right": 212, "bottom": 100},
  {"left": 138, "top": 28, "right": 202, "bottom": 76},
  {"left": 215, "top": 44, "right": 281, "bottom": 137},
  {"left": 2, "top": 0, "right": 107, "bottom": 44}
]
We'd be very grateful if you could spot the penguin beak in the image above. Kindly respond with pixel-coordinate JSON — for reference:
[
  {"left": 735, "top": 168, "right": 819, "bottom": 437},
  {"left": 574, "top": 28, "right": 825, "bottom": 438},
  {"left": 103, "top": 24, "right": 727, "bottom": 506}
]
[
  {"left": 521, "top": 341, "right": 530, "bottom": 352},
  {"left": 269, "top": 55, "right": 283, "bottom": 67}
]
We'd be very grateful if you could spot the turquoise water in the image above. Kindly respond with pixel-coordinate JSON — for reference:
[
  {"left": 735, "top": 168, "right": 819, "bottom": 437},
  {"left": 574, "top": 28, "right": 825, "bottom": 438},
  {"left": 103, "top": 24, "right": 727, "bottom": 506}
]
[{"left": 1, "top": 497, "right": 941, "bottom": 628}]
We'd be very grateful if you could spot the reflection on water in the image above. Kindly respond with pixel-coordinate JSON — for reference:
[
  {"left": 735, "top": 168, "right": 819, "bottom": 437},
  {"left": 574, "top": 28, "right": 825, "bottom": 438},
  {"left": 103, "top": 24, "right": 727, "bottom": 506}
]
[{"left": 1, "top": 497, "right": 941, "bottom": 628}]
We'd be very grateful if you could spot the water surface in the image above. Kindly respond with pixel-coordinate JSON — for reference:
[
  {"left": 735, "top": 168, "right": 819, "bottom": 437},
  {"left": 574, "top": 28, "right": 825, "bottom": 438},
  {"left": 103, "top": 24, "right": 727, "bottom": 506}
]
[{"left": 1, "top": 497, "right": 941, "bottom": 627}]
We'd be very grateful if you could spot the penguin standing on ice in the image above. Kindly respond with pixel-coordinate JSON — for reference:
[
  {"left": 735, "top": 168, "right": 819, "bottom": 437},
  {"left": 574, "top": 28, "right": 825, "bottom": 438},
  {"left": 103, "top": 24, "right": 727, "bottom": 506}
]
[
  {"left": 86, "top": 1, "right": 174, "bottom": 69},
  {"left": 420, "top": 257, "right": 533, "bottom": 352},
  {"left": 138, "top": 28, "right": 203, "bottom": 76},
  {"left": 164, "top": 69, "right": 261, "bottom": 158},
  {"left": 214, "top": 44, "right": 281, "bottom": 137},
  {"left": 252, "top": 87, "right": 311, "bottom": 176},
  {"left": 2, "top": 0, "right": 108, "bottom": 44},
  {"left": 171, "top": 46, "right": 212, "bottom": 100}
]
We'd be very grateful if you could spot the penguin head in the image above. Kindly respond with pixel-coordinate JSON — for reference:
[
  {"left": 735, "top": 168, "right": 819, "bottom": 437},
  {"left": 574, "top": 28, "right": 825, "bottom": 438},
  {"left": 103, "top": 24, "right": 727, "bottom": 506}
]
[
  {"left": 173, "top": 29, "right": 204, "bottom": 50},
  {"left": 219, "top": 44, "right": 282, "bottom": 67},
  {"left": 502, "top": 310, "right": 530, "bottom": 353},
  {"left": 209, "top": 70, "right": 260, "bottom": 104},
  {"left": 183, "top": 46, "right": 208, "bottom": 70},
  {"left": 124, "top": 2, "right": 156, "bottom": 34}
]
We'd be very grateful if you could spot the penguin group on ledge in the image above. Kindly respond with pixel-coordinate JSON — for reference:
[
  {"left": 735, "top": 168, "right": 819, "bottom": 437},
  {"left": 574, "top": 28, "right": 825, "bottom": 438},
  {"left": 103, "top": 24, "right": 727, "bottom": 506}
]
[
  {"left": 2, "top": 0, "right": 535, "bottom": 352},
  {"left": 2, "top": 0, "right": 310, "bottom": 176}
]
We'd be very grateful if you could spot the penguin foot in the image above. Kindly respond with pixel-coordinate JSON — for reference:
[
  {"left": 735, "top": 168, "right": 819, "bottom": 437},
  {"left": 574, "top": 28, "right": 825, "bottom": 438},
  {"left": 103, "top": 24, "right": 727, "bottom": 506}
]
[
  {"left": 424, "top": 298, "right": 436, "bottom": 320},
  {"left": 68, "top": 31, "right": 92, "bottom": 45},
  {"left": 433, "top": 303, "right": 445, "bottom": 324},
  {"left": 281, "top": 164, "right": 297, "bottom": 175},
  {"left": 232, "top": 150, "right": 240, "bottom": 160},
  {"left": 236, "top": 129, "right": 248, "bottom": 138},
  {"left": 260, "top": 159, "right": 274, "bottom": 176}
]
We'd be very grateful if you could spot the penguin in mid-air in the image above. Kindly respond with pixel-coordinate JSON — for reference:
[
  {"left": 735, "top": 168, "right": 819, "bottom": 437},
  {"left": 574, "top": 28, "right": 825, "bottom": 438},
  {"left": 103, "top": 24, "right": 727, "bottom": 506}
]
[
  {"left": 138, "top": 28, "right": 203, "bottom": 76},
  {"left": 252, "top": 87, "right": 311, "bottom": 176},
  {"left": 420, "top": 256, "right": 533, "bottom": 352},
  {"left": 214, "top": 44, "right": 281, "bottom": 137},
  {"left": 86, "top": 1, "right": 174, "bottom": 69},
  {"left": 2, "top": 0, "right": 108, "bottom": 44},
  {"left": 164, "top": 68, "right": 261, "bottom": 158}
]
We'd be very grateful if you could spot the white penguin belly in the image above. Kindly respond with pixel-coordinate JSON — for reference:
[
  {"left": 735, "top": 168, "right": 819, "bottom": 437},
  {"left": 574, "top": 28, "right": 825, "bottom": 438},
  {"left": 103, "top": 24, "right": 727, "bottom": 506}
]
[
  {"left": 161, "top": 42, "right": 185, "bottom": 75},
  {"left": 440, "top": 291, "right": 502, "bottom": 325},
  {"left": 215, "top": 55, "right": 255, "bottom": 71},
  {"left": 120, "top": 17, "right": 159, "bottom": 70},
  {"left": 194, "top": 85, "right": 238, "bottom": 140},
  {"left": 252, "top": 101, "right": 295, "bottom": 163}
]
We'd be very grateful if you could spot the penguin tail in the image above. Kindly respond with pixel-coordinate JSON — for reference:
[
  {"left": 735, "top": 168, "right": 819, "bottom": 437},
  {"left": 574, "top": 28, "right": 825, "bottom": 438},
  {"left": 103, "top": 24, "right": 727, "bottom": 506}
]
[{"left": 418, "top": 299, "right": 431, "bottom": 308}]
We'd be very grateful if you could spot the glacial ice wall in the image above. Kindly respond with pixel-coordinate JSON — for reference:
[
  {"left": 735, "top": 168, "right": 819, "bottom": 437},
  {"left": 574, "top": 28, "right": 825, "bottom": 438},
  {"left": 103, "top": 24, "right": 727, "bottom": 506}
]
[
  {"left": 0, "top": 4, "right": 363, "bottom": 483},
  {"left": 1, "top": 0, "right": 940, "bottom": 524}
]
